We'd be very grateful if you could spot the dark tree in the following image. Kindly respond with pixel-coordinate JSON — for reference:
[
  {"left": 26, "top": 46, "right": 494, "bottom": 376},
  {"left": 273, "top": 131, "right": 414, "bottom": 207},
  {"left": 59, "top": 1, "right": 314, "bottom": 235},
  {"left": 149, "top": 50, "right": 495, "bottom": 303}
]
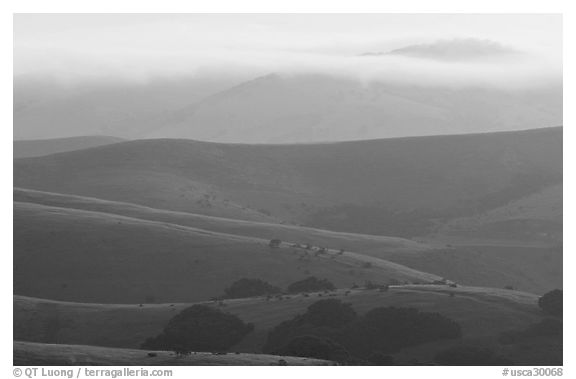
[
  {"left": 264, "top": 301, "right": 461, "bottom": 362},
  {"left": 538, "top": 289, "right": 563, "bottom": 317},
  {"left": 287, "top": 277, "right": 335, "bottom": 293},
  {"left": 263, "top": 300, "right": 356, "bottom": 355},
  {"left": 223, "top": 278, "right": 281, "bottom": 299},
  {"left": 269, "top": 239, "right": 282, "bottom": 248},
  {"left": 304, "top": 299, "right": 357, "bottom": 328},
  {"left": 141, "top": 305, "right": 253, "bottom": 352},
  {"left": 274, "top": 335, "right": 350, "bottom": 363},
  {"left": 353, "top": 307, "right": 462, "bottom": 353},
  {"left": 434, "top": 345, "right": 513, "bottom": 366}
]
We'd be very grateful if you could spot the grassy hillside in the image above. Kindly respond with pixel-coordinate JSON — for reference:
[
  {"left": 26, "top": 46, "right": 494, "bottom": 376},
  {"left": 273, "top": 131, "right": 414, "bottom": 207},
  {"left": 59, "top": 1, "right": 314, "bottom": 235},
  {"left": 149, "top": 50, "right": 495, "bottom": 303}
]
[
  {"left": 13, "top": 136, "right": 125, "bottom": 159},
  {"left": 14, "top": 188, "right": 428, "bottom": 254},
  {"left": 14, "top": 127, "right": 562, "bottom": 237},
  {"left": 434, "top": 183, "right": 562, "bottom": 242},
  {"left": 14, "top": 188, "right": 561, "bottom": 294},
  {"left": 14, "top": 201, "right": 440, "bottom": 303},
  {"left": 14, "top": 285, "right": 541, "bottom": 357},
  {"left": 384, "top": 244, "right": 562, "bottom": 295},
  {"left": 14, "top": 341, "right": 330, "bottom": 366}
]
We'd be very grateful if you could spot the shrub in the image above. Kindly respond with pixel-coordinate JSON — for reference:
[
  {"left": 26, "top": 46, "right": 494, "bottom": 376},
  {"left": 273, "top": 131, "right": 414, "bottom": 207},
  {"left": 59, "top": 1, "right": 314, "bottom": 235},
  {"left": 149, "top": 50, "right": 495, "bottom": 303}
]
[
  {"left": 538, "top": 289, "right": 562, "bottom": 317},
  {"left": 287, "top": 277, "right": 335, "bottom": 294},
  {"left": 304, "top": 299, "right": 357, "bottom": 328},
  {"left": 223, "top": 278, "right": 281, "bottom": 299},
  {"left": 141, "top": 305, "right": 253, "bottom": 352},
  {"left": 269, "top": 239, "right": 282, "bottom": 248},
  {"left": 263, "top": 300, "right": 356, "bottom": 355},
  {"left": 264, "top": 301, "right": 461, "bottom": 362},
  {"left": 364, "top": 281, "right": 387, "bottom": 290},
  {"left": 353, "top": 307, "right": 462, "bottom": 353}
]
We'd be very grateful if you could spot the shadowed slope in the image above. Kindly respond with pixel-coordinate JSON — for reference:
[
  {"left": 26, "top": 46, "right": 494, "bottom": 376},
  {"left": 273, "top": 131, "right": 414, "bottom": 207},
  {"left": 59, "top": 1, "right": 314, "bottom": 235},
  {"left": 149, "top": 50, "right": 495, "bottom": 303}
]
[{"left": 14, "top": 127, "right": 562, "bottom": 236}]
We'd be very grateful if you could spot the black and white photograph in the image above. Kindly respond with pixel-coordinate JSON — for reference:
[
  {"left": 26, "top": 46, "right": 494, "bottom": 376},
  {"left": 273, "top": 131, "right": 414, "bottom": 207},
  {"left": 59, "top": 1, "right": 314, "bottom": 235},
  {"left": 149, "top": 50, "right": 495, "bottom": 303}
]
[{"left": 9, "top": 8, "right": 566, "bottom": 372}]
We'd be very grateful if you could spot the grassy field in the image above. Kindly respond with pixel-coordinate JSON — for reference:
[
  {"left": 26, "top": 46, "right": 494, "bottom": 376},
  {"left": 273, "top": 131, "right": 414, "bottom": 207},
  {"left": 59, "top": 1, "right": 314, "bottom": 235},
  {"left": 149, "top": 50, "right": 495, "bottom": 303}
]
[
  {"left": 434, "top": 183, "right": 562, "bottom": 243},
  {"left": 383, "top": 244, "right": 562, "bottom": 295},
  {"left": 15, "top": 188, "right": 561, "bottom": 294},
  {"left": 14, "top": 187, "right": 429, "bottom": 254},
  {"left": 14, "top": 285, "right": 542, "bottom": 354},
  {"left": 14, "top": 341, "right": 331, "bottom": 366},
  {"left": 14, "top": 201, "right": 440, "bottom": 304}
]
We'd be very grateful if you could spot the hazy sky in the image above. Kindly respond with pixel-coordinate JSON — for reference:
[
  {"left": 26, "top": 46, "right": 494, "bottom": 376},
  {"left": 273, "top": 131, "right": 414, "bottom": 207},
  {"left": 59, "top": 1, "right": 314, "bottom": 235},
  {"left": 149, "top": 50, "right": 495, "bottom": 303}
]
[{"left": 14, "top": 14, "right": 562, "bottom": 87}]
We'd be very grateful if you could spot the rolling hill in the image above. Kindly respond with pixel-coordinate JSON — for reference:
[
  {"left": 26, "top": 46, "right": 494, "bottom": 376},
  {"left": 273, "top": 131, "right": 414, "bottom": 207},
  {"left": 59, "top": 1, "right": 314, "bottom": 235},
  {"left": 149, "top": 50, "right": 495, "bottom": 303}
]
[
  {"left": 14, "top": 127, "right": 562, "bottom": 238},
  {"left": 15, "top": 72, "right": 561, "bottom": 144},
  {"left": 381, "top": 244, "right": 562, "bottom": 295},
  {"left": 14, "top": 285, "right": 543, "bottom": 363},
  {"left": 14, "top": 187, "right": 428, "bottom": 254},
  {"left": 14, "top": 188, "right": 562, "bottom": 294},
  {"left": 433, "top": 183, "right": 562, "bottom": 242},
  {"left": 14, "top": 341, "right": 330, "bottom": 366},
  {"left": 14, "top": 201, "right": 440, "bottom": 304},
  {"left": 13, "top": 136, "right": 125, "bottom": 158},
  {"left": 13, "top": 74, "right": 248, "bottom": 140}
]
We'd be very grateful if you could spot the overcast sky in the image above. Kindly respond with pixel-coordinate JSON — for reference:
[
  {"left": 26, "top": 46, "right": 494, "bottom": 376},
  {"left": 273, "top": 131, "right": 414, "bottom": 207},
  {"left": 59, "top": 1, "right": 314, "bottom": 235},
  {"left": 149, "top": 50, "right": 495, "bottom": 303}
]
[{"left": 13, "top": 14, "right": 562, "bottom": 87}]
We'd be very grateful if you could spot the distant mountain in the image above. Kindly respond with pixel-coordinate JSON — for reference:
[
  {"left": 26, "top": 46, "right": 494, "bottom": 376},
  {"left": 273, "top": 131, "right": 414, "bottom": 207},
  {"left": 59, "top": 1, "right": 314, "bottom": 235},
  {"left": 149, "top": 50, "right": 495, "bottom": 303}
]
[
  {"left": 14, "top": 136, "right": 125, "bottom": 158},
  {"left": 144, "top": 73, "right": 561, "bottom": 143},
  {"left": 14, "top": 127, "right": 562, "bottom": 238},
  {"left": 364, "top": 38, "right": 521, "bottom": 61},
  {"left": 13, "top": 75, "right": 248, "bottom": 140},
  {"left": 15, "top": 71, "right": 562, "bottom": 144}
]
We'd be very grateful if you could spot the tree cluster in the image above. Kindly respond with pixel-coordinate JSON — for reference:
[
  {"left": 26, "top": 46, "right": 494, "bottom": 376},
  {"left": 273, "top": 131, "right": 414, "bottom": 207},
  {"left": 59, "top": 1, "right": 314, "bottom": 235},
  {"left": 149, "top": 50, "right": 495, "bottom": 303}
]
[
  {"left": 141, "top": 305, "right": 254, "bottom": 353},
  {"left": 264, "top": 299, "right": 462, "bottom": 364}
]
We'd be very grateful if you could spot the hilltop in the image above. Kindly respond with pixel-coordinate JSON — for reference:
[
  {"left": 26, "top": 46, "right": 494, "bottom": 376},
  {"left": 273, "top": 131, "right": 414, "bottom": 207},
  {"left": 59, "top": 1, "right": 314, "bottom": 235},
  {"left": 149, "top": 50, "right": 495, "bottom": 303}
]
[
  {"left": 14, "top": 285, "right": 544, "bottom": 364},
  {"left": 14, "top": 127, "right": 562, "bottom": 238},
  {"left": 13, "top": 136, "right": 125, "bottom": 159}
]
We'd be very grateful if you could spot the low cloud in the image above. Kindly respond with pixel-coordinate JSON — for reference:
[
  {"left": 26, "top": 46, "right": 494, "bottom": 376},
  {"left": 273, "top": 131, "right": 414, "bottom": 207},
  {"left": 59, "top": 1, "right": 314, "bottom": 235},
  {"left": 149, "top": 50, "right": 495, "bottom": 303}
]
[
  {"left": 14, "top": 14, "right": 561, "bottom": 90},
  {"left": 14, "top": 41, "right": 561, "bottom": 91}
]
